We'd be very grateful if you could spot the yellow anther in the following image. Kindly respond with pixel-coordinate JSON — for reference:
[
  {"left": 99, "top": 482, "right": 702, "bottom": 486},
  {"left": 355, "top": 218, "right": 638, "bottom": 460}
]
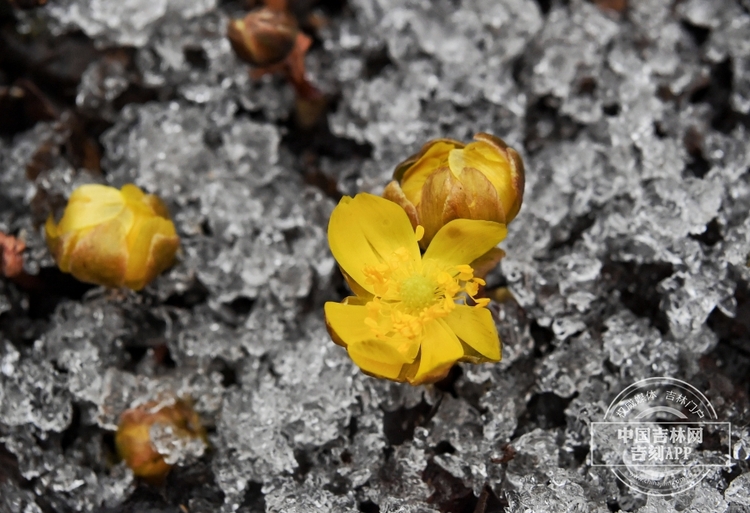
[
  {"left": 437, "top": 271, "right": 453, "bottom": 285},
  {"left": 415, "top": 225, "right": 425, "bottom": 241},
  {"left": 360, "top": 245, "right": 491, "bottom": 343},
  {"left": 395, "top": 247, "right": 411, "bottom": 261}
]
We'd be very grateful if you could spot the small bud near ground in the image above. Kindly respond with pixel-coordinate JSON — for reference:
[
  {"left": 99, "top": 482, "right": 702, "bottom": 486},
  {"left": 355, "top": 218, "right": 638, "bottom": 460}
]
[
  {"left": 0, "top": 231, "right": 42, "bottom": 290},
  {"left": 227, "top": 4, "right": 326, "bottom": 128},
  {"left": 115, "top": 399, "right": 206, "bottom": 484},
  {"left": 0, "top": 231, "right": 25, "bottom": 279},
  {"left": 227, "top": 7, "right": 299, "bottom": 67},
  {"left": 45, "top": 184, "right": 180, "bottom": 291}
]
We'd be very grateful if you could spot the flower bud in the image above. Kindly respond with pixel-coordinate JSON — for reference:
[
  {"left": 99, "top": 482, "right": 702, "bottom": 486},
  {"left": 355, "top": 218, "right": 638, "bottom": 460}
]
[
  {"left": 384, "top": 133, "right": 525, "bottom": 248},
  {"left": 227, "top": 7, "right": 299, "bottom": 67},
  {"left": 45, "top": 184, "right": 180, "bottom": 291},
  {"left": 115, "top": 399, "right": 206, "bottom": 484},
  {"left": 0, "top": 231, "right": 25, "bottom": 279}
]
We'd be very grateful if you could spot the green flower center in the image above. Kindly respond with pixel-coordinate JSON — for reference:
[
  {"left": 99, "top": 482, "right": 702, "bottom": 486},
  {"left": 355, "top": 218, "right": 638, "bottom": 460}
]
[{"left": 399, "top": 274, "right": 437, "bottom": 311}]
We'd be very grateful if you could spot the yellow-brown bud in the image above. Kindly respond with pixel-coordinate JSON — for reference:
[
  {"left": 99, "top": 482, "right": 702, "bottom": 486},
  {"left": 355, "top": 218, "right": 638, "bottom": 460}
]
[
  {"left": 227, "top": 8, "right": 299, "bottom": 67},
  {"left": 45, "top": 184, "right": 180, "bottom": 291},
  {"left": 384, "top": 133, "right": 525, "bottom": 248},
  {"left": 115, "top": 399, "right": 206, "bottom": 484}
]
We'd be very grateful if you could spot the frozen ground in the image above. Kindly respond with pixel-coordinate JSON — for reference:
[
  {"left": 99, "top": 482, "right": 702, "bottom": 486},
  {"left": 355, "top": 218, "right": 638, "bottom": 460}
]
[{"left": 1, "top": 0, "right": 749, "bottom": 511}]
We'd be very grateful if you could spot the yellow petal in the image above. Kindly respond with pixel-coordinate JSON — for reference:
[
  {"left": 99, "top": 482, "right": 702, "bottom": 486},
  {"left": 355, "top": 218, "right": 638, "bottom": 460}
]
[
  {"left": 418, "top": 167, "right": 453, "bottom": 247},
  {"left": 504, "top": 147, "right": 525, "bottom": 223},
  {"left": 400, "top": 141, "right": 456, "bottom": 206},
  {"left": 124, "top": 215, "right": 178, "bottom": 290},
  {"left": 57, "top": 185, "right": 126, "bottom": 234},
  {"left": 121, "top": 184, "right": 169, "bottom": 219},
  {"left": 423, "top": 218, "right": 507, "bottom": 267},
  {"left": 328, "top": 194, "right": 420, "bottom": 295},
  {"left": 382, "top": 181, "right": 419, "bottom": 229},
  {"left": 347, "top": 339, "right": 409, "bottom": 381},
  {"left": 450, "top": 141, "right": 507, "bottom": 192},
  {"left": 67, "top": 217, "right": 129, "bottom": 288},
  {"left": 449, "top": 141, "right": 522, "bottom": 221},
  {"left": 325, "top": 301, "right": 420, "bottom": 362},
  {"left": 120, "top": 183, "right": 146, "bottom": 202},
  {"left": 454, "top": 167, "right": 506, "bottom": 224},
  {"left": 443, "top": 305, "right": 501, "bottom": 362},
  {"left": 324, "top": 302, "right": 373, "bottom": 348},
  {"left": 407, "top": 319, "right": 463, "bottom": 385},
  {"left": 144, "top": 193, "right": 172, "bottom": 219},
  {"left": 56, "top": 228, "right": 84, "bottom": 273},
  {"left": 393, "top": 138, "right": 460, "bottom": 180},
  {"left": 44, "top": 216, "right": 63, "bottom": 261},
  {"left": 145, "top": 231, "right": 180, "bottom": 278},
  {"left": 341, "top": 269, "right": 374, "bottom": 300},
  {"left": 44, "top": 215, "right": 58, "bottom": 239},
  {"left": 418, "top": 166, "right": 507, "bottom": 248}
]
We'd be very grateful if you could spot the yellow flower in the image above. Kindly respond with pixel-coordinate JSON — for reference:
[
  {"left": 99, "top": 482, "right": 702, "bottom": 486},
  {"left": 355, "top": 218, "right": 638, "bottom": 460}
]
[
  {"left": 324, "top": 193, "right": 506, "bottom": 385},
  {"left": 116, "top": 399, "right": 206, "bottom": 484},
  {"left": 45, "top": 184, "right": 180, "bottom": 291},
  {"left": 384, "top": 133, "right": 524, "bottom": 248}
]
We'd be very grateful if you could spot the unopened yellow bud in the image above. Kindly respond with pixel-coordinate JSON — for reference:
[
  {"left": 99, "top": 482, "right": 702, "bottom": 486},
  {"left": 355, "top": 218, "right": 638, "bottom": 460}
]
[
  {"left": 227, "top": 7, "right": 299, "bottom": 67},
  {"left": 384, "top": 133, "right": 525, "bottom": 248},
  {"left": 45, "top": 184, "right": 180, "bottom": 290},
  {"left": 115, "top": 399, "right": 205, "bottom": 484}
]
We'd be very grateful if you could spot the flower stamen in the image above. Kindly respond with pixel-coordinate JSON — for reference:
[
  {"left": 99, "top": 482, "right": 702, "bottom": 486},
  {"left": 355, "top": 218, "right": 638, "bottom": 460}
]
[{"left": 361, "top": 249, "right": 487, "bottom": 343}]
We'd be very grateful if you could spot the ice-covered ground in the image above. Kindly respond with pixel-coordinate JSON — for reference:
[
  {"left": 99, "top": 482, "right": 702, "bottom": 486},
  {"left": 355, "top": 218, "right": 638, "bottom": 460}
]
[{"left": 1, "top": 0, "right": 749, "bottom": 511}]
